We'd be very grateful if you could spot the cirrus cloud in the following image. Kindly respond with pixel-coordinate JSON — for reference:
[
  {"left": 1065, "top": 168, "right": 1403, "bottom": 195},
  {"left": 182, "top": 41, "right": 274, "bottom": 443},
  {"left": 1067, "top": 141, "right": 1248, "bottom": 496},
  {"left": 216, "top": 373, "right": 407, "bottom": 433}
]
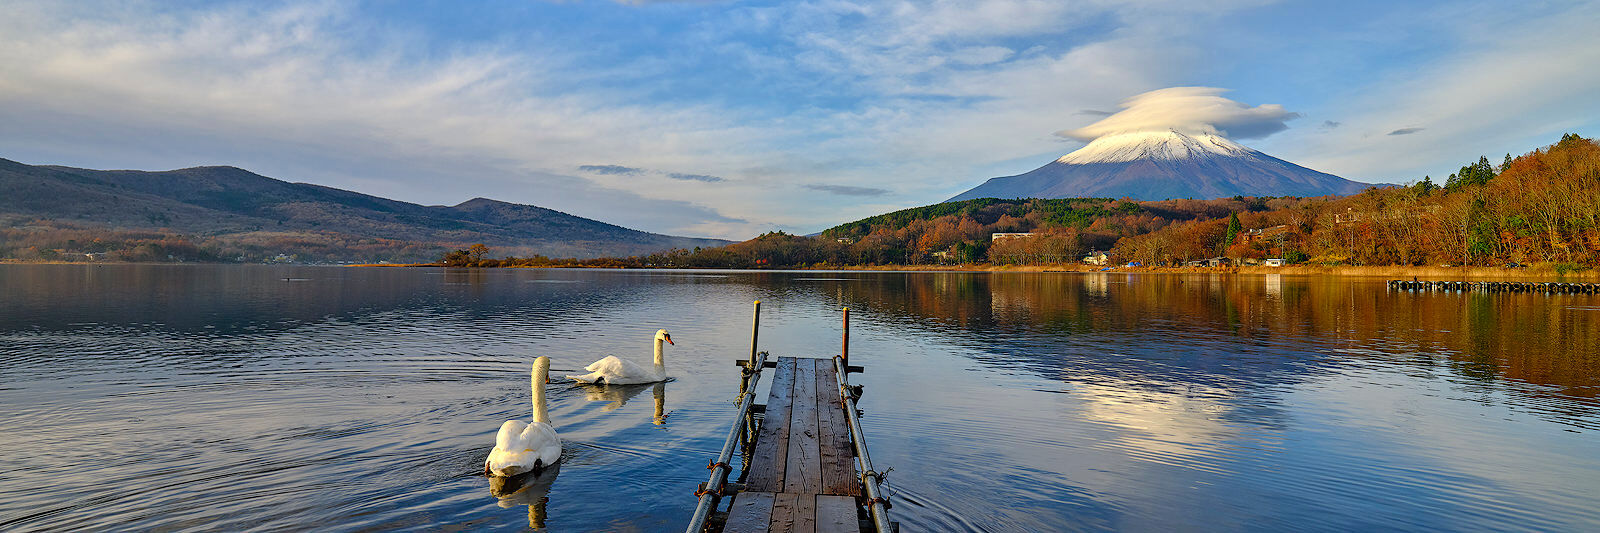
[
  {"left": 577, "top": 165, "right": 726, "bottom": 183},
  {"left": 803, "top": 184, "right": 891, "bottom": 197}
]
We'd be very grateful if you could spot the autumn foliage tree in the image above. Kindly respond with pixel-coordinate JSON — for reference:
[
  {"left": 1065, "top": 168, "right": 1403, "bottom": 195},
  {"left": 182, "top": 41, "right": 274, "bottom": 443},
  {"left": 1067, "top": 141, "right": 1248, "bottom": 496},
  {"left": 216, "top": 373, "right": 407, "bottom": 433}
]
[
  {"left": 1113, "top": 133, "right": 1600, "bottom": 268},
  {"left": 397, "top": 134, "right": 1600, "bottom": 271}
]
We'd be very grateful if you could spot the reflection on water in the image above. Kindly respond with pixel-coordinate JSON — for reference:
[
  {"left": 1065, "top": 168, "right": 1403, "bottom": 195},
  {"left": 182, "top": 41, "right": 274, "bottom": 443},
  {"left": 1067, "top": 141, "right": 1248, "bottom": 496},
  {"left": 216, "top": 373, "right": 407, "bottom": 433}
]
[
  {"left": 578, "top": 382, "right": 669, "bottom": 425},
  {"left": 1, "top": 265, "right": 1598, "bottom": 532},
  {"left": 491, "top": 464, "right": 561, "bottom": 529}
]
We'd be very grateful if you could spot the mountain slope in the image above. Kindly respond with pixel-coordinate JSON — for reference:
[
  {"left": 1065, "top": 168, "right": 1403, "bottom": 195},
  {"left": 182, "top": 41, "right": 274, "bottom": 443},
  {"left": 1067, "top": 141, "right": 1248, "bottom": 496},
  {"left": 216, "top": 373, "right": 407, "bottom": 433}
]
[
  {"left": 949, "top": 131, "right": 1369, "bottom": 202},
  {"left": 0, "top": 158, "right": 729, "bottom": 260}
]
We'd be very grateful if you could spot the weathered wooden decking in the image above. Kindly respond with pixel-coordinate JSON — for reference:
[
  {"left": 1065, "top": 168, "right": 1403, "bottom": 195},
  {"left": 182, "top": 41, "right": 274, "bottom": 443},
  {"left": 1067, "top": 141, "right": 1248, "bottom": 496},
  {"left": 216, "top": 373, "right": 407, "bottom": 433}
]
[{"left": 725, "top": 357, "right": 861, "bottom": 533}]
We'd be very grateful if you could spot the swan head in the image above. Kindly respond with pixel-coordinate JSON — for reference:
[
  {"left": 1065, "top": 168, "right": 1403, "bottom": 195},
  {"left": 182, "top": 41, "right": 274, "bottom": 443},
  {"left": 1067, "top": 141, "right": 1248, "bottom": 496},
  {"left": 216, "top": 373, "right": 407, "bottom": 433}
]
[
  {"left": 655, "top": 329, "right": 674, "bottom": 345},
  {"left": 532, "top": 356, "right": 551, "bottom": 383}
]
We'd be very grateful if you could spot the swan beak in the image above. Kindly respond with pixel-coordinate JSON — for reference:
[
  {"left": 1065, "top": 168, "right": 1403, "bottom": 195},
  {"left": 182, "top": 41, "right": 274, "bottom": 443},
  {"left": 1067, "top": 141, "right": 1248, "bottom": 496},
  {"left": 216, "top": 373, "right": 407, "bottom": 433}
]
[{"left": 665, "top": 336, "right": 674, "bottom": 345}]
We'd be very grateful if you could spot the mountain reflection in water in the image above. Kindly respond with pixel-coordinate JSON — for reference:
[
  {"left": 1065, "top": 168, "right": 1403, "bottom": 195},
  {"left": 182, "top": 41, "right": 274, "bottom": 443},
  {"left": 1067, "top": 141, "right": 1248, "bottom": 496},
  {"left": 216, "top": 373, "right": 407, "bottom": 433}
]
[{"left": 1, "top": 265, "right": 1597, "bottom": 532}]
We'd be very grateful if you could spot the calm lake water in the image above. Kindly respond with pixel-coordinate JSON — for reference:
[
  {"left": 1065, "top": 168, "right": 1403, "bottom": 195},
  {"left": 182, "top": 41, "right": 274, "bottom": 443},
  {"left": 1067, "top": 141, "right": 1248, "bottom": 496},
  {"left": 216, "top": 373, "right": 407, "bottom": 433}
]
[{"left": 2, "top": 264, "right": 1598, "bottom": 532}]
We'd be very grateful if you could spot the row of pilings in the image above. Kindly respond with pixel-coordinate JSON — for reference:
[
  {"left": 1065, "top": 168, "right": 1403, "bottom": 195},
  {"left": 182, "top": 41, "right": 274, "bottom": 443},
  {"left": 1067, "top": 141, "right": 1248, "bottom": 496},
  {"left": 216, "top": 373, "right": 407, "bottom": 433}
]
[{"left": 1388, "top": 280, "right": 1600, "bottom": 294}]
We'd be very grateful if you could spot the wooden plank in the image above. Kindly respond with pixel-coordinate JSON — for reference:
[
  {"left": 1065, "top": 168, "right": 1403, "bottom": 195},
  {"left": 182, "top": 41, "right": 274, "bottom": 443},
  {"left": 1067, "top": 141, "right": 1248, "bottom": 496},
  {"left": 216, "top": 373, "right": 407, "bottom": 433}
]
[
  {"left": 784, "top": 358, "right": 822, "bottom": 494},
  {"left": 794, "top": 493, "right": 818, "bottom": 533},
  {"left": 722, "top": 492, "right": 776, "bottom": 533},
  {"left": 770, "top": 492, "right": 799, "bottom": 533},
  {"left": 745, "top": 357, "right": 797, "bottom": 492},
  {"left": 815, "top": 495, "right": 860, "bottom": 533},
  {"left": 815, "top": 360, "right": 860, "bottom": 496}
]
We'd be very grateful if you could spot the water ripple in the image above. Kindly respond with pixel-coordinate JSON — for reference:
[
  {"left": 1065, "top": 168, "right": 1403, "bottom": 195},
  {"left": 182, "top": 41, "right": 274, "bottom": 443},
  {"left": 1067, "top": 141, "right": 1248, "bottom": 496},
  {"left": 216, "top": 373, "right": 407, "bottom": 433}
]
[{"left": 1, "top": 266, "right": 1597, "bottom": 531}]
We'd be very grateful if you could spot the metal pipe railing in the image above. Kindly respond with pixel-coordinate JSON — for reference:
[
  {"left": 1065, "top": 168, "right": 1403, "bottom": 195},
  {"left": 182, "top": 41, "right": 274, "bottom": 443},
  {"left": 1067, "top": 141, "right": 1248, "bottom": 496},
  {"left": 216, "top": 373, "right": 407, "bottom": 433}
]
[
  {"left": 685, "top": 349, "right": 769, "bottom": 533},
  {"left": 835, "top": 355, "right": 893, "bottom": 533}
]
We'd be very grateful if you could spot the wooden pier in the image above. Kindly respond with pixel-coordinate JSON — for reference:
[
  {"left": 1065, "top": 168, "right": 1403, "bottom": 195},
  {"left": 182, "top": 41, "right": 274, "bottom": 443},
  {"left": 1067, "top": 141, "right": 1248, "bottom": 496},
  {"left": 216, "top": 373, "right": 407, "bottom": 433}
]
[
  {"left": 687, "top": 305, "right": 894, "bottom": 533},
  {"left": 725, "top": 356, "right": 861, "bottom": 532}
]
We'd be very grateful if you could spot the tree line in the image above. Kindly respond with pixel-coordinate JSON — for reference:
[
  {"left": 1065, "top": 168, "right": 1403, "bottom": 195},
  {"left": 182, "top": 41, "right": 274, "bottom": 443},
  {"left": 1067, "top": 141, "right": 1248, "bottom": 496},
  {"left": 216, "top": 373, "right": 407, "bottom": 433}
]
[
  {"left": 437, "top": 134, "right": 1598, "bottom": 270},
  {"left": 1114, "top": 133, "right": 1599, "bottom": 269}
]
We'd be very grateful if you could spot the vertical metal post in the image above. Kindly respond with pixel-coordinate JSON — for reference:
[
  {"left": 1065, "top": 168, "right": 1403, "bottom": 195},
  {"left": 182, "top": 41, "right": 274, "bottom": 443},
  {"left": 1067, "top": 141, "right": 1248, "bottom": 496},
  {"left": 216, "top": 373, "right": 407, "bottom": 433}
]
[{"left": 841, "top": 307, "right": 850, "bottom": 370}]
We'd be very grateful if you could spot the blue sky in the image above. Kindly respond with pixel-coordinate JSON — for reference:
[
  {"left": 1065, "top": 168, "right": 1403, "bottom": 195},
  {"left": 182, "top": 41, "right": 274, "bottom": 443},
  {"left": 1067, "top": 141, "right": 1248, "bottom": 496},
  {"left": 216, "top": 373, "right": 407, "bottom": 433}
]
[{"left": 2, "top": 0, "right": 1597, "bottom": 239}]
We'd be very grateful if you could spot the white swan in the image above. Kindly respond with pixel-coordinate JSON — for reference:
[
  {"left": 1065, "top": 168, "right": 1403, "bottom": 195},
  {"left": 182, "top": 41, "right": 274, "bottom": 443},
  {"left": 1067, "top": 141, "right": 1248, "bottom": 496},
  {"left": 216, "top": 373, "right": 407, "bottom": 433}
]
[
  {"left": 569, "top": 329, "right": 673, "bottom": 385},
  {"left": 486, "top": 356, "right": 562, "bottom": 477}
]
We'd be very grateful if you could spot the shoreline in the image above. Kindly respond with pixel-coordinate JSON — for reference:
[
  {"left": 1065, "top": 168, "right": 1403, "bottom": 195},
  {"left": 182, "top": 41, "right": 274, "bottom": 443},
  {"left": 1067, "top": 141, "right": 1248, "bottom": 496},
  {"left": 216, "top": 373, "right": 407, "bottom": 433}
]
[
  {"left": 792, "top": 263, "right": 1600, "bottom": 279},
  {"left": 352, "top": 262, "right": 1598, "bottom": 280},
  {"left": 6, "top": 260, "right": 1595, "bottom": 280}
]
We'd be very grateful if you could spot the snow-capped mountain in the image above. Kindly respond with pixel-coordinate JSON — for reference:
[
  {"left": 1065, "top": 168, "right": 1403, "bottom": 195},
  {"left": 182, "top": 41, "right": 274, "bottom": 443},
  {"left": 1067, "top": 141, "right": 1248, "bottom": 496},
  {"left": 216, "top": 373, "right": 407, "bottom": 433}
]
[{"left": 948, "top": 130, "right": 1368, "bottom": 201}]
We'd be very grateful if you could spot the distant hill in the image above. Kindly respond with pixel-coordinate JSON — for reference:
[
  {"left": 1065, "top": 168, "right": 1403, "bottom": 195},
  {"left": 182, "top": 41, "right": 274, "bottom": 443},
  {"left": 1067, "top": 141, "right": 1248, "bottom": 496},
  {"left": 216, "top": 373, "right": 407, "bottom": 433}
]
[
  {"left": 0, "top": 158, "right": 729, "bottom": 262},
  {"left": 949, "top": 130, "right": 1369, "bottom": 201}
]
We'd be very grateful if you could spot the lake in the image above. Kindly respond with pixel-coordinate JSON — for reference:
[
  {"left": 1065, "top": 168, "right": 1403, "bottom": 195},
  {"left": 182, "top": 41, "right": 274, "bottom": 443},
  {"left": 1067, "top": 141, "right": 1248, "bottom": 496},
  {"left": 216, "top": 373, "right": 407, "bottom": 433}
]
[{"left": 1, "top": 264, "right": 1597, "bottom": 532}]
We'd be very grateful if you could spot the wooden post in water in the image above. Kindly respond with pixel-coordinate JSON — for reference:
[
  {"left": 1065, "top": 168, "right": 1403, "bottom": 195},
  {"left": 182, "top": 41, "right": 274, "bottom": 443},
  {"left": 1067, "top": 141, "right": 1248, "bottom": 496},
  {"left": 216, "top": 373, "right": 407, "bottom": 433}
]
[
  {"left": 743, "top": 301, "right": 762, "bottom": 453},
  {"left": 743, "top": 300, "right": 762, "bottom": 394},
  {"left": 749, "top": 301, "right": 762, "bottom": 366},
  {"left": 840, "top": 307, "right": 850, "bottom": 370}
]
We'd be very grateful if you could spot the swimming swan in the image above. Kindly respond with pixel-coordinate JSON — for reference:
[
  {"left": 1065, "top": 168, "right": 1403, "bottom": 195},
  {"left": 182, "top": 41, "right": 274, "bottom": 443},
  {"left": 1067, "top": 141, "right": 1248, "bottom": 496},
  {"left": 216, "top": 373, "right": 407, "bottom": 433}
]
[
  {"left": 569, "top": 329, "right": 673, "bottom": 385},
  {"left": 485, "top": 356, "right": 562, "bottom": 477}
]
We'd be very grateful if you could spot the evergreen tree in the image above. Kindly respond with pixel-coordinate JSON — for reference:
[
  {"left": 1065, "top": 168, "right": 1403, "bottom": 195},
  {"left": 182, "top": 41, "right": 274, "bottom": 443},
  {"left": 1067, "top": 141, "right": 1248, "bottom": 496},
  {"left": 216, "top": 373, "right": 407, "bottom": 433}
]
[
  {"left": 1501, "top": 153, "right": 1513, "bottom": 173},
  {"left": 1223, "top": 212, "right": 1242, "bottom": 252},
  {"left": 1445, "top": 156, "right": 1496, "bottom": 190},
  {"left": 1414, "top": 175, "right": 1437, "bottom": 195}
]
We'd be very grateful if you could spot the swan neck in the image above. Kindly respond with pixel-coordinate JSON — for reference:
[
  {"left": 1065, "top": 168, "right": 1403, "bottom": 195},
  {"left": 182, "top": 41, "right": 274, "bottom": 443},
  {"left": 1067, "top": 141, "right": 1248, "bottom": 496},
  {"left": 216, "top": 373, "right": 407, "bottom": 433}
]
[
  {"left": 653, "top": 338, "right": 666, "bottom": 372},
  {"left": 531, "top": 362, "right": 551, "bottom": 425}
]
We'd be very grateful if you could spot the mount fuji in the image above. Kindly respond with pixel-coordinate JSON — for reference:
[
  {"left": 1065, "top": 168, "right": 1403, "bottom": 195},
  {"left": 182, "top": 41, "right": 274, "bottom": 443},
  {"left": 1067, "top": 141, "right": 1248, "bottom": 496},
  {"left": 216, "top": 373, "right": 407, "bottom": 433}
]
[{"left": 948, "top": 130, "right": 1369, "bottom": 201}]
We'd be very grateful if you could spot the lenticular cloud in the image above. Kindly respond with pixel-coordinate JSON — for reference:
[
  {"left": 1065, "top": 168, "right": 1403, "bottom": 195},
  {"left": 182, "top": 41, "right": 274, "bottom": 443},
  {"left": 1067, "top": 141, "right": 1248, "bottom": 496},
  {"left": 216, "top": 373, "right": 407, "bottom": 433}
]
[{"left": 1056, "top": 87, "right": 1299, "bottom": 142}]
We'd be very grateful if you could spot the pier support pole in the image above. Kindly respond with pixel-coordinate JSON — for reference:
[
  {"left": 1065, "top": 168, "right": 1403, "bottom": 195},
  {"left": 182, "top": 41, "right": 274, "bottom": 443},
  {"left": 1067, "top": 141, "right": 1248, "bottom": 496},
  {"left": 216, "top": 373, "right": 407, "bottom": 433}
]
[
  {"left": 742, "top": 301, "right": 761, "bottom": 394},
  {"left": 749, "top": 301, "right": 761, "bottom": 366},
  {"left": 740, "top": 301, "right": 763, "bottom": 461},
  {"left": 841, "top": 307, "right": 850, "bottom": 370}
]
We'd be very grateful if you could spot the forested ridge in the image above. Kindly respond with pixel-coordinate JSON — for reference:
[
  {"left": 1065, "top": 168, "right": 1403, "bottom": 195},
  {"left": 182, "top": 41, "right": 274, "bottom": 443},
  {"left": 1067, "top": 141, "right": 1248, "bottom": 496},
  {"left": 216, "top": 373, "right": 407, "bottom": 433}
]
[
  {"left": 467, "top": 133, "right": 1595, "bottom": 270},
  {"left": 0, "top": 160, "right": 728, "bottom": 263},
  {"left": 19, "top": 134, "right": 1587, "bottom": 270},
  {"left": 1114, "top": 133, "right": 1600, "bottom": 269}
]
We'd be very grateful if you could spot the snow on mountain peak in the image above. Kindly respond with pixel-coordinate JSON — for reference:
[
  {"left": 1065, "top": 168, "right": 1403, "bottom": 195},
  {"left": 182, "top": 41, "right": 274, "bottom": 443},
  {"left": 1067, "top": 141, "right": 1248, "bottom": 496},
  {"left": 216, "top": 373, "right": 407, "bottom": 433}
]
[{"left": 1055, "top": 130, "right": 1259, "bottom": 165}]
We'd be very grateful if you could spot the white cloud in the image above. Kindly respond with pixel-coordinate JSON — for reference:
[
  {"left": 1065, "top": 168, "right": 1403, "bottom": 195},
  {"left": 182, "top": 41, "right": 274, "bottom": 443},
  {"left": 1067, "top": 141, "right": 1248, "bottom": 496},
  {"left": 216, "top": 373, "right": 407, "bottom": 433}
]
[
  {"left": 11, "top": 0, "right": 1586, "bottom": 240},
  {"left": 0, "top": 1, "right": 766, "bottom": 236},
  {"left": 948, "top": 46, "right": 1015, "bottom": 66},
  {"left": 1266, "top": 1, "right": 1600, "bottom": 183},
  {"left": 701, "top": 6, "right": 1221, "bottom": 203},
  {"left": 0, "top": 0, "right": 1275, "bottom": 237},
  {"left": 1056, "top": 87, "right": 1299, "bottom": 141}
]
